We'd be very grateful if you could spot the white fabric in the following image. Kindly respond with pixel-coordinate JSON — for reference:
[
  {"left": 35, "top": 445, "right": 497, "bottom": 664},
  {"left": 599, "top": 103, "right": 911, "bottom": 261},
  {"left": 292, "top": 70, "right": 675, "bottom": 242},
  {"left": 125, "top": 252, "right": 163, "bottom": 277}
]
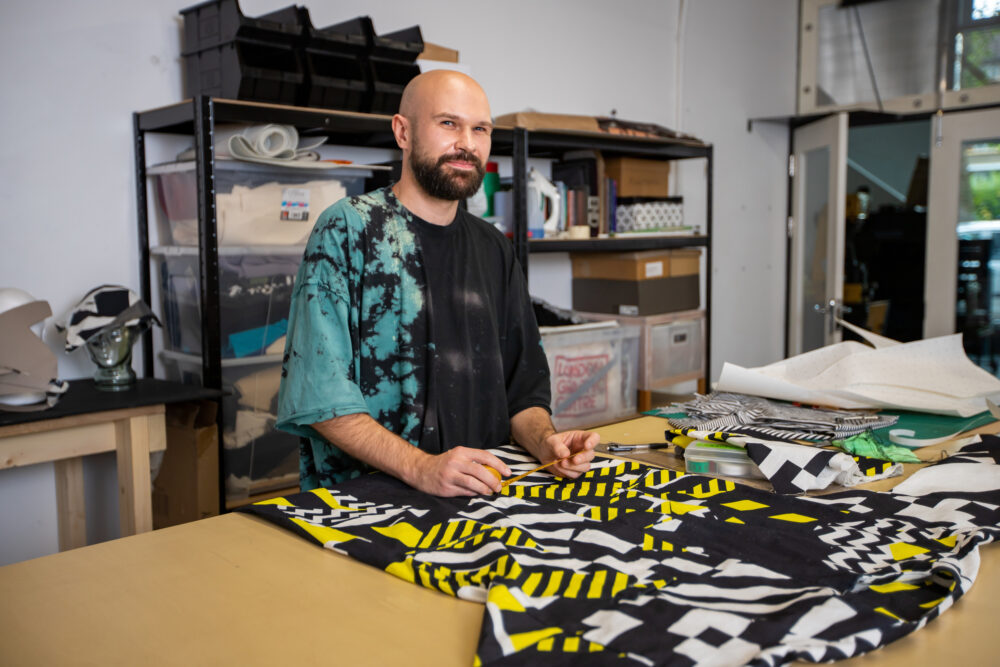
[
  {"left": 718, "top": 322, "right": 1000, "bottom": 417},
  {"left": 892, "top": 462, "right": 1000, "bottom": 496},
  {"left": 176, "top": 124, "right": 326, "bottom": 163},
  {"left": 234, "top": 365, "right": 282, "bottom": 412},
  {"left": 209, "top": 180, "right": 346, "bottom": 246},
  {"left": 223, "top": 409, "right": 275, "bottom": 450}
]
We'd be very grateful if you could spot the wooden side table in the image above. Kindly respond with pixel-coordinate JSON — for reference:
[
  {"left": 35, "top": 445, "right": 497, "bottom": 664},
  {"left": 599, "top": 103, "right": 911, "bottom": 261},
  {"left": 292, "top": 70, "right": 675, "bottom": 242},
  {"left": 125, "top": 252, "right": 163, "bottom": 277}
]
[{"left": 0, "top": 379, "right": 221, "bottom": 551}]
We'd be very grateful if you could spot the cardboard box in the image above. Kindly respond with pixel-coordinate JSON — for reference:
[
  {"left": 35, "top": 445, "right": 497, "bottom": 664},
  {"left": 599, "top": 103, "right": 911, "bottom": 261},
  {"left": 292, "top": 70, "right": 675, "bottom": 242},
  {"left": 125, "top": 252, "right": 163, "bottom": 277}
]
[
  {"left": 493, "top": 111, "right": 600, "bottom": 133},
  {"left": 571, "top": 249, "right": 700, "bottom": 281},
  {"left": 572, "top": 275, "right": 699, "bottom": 316},
  {"left": 152, "top": 400, "right": 220, "bottom": 529},
  {"left": 605, "top": 157, "right": 671, "bottom": 198},
  {"left": 418, "top": 42, "right": 459, "bottom": 63}
]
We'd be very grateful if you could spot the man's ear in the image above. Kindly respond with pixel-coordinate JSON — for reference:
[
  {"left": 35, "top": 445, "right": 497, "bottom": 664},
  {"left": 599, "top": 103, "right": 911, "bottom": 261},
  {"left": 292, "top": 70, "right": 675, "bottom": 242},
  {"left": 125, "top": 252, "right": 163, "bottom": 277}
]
[{"left": 391, "top": 114, "right": 410, "bottom": 151}]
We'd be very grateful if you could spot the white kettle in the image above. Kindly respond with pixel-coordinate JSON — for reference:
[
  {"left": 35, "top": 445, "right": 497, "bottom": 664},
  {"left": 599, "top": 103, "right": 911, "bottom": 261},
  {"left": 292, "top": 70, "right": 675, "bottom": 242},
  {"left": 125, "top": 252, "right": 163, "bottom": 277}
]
[{"left": 527, "top": 168, "right": 561, "bottom": 237}]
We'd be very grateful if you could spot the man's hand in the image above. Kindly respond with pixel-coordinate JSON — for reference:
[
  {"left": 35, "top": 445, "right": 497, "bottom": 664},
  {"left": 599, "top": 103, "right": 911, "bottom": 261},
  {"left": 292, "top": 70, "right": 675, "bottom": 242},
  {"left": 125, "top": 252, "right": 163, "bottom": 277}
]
[
  {"left": 510, "top": 406, "right": 598, "bottom": 480},
  {"left": 314, "top": 414, "right": 511, "bottom": 498},
  {"left": 409, "top": 446, "right": 512, "bottom": 497},
  {"left": 536, "top": 430, "right": 599, "bottom": 480}
]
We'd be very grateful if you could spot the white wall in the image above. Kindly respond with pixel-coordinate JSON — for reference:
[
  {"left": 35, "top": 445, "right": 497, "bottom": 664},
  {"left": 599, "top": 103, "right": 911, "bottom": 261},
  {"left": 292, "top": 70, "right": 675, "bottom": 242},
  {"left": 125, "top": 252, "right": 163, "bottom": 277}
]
[{"left": 0, "top": 0, "right": 796, "bottom": 565}]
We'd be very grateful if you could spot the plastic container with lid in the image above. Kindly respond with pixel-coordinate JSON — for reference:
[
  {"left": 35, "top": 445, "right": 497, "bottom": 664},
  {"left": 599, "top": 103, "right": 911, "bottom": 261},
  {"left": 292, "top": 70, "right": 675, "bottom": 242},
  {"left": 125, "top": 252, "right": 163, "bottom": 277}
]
[
  {"left": 682, "top": 440, "right": 764, "bottom": 479},
  {"left": 539, "top": 321, "right": 640, "bottom": 431}
]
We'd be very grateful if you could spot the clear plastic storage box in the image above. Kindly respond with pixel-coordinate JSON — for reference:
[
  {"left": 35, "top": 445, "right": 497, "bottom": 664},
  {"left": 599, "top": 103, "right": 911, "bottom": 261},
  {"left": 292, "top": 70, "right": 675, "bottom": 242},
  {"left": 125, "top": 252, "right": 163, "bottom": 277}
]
[
  {"left": 683, "top": 440, "right": 764, "bottom": 480},
  {"left": 539, "top": 322, "right": 640, "bottom": 430},
  {"left": 161, "top": 350, "right": 298, "bottom": 502},
  {"left": 576, "top": 310, "right": 704, "bottom": 390},
  {"left": 154, "top": 248, "right": 302, "bottom": 359},
  {"left": 149, "top": 160, "right": 368, "bottom": 246}
]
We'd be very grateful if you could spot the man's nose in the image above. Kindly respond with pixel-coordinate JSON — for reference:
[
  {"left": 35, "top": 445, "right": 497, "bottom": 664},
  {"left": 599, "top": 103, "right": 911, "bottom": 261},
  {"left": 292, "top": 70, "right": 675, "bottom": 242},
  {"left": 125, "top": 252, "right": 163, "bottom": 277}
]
[{"left": 455, "top": 126, "right": 476, "bottom": 153}]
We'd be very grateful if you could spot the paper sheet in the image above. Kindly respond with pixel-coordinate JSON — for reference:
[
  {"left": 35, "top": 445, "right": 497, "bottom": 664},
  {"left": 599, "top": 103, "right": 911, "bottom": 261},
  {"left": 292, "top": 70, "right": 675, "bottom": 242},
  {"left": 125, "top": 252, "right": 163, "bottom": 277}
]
[{"left": 717, "top": 323, "right": 1000, "bottom": 417}]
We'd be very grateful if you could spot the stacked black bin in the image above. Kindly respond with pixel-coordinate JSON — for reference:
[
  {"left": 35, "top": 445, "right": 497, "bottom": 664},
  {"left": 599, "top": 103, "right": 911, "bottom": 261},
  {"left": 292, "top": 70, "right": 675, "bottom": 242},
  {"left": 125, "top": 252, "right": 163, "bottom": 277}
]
[
  {"left": 303, "top": 15, "right": 423, "bottom": 113},
  {"left": 180, "top": 0, "right": 424, "bottom": 113},
  {"left": 181, "top": 0, "right": 306, "bottom": 106},
  {"left": 302, "top": 15, "right": 371, "bottom": 111}
]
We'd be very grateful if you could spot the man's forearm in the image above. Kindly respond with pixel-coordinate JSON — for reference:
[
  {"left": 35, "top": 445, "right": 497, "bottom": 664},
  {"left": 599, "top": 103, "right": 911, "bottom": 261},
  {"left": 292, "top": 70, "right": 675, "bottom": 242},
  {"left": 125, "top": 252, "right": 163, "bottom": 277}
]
[
  {"left": 312, "top": 413, "right": 428, "bottom": 487},
  {"left": 510, "top": 406, "right": 557, "bottom": 461}
]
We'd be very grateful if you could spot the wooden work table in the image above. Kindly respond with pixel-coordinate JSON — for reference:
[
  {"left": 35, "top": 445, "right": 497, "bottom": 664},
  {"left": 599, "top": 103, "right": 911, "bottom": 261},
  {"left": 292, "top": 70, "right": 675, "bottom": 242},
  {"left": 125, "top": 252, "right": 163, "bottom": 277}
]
[
  {"left": 0, "top": 416, "right": 998, "bottom": 665},
  {"left": 0, "top": 379, "right": 221, "bottom": 550}
]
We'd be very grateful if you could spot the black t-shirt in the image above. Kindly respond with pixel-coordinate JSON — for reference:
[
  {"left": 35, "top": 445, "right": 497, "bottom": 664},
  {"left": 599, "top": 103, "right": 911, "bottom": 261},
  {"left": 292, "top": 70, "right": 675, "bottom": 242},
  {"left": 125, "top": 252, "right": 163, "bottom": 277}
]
[{"left": 408, "top": 208, "right": 551, "bottom": 454}]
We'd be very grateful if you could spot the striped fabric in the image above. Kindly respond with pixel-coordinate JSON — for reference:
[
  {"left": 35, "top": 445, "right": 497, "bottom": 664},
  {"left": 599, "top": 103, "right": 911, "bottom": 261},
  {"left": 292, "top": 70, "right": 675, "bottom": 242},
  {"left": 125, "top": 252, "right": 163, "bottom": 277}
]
[{"left": 661, "top": 392, "right": 899, "bottom": 442}]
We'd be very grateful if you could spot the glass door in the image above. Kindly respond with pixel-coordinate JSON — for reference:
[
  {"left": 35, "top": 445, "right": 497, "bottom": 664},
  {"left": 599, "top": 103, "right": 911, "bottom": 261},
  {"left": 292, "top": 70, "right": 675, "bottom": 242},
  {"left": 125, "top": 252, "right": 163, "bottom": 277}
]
[
  {"left": 788, "top": 112, "right": 848, "bottom": 356},
  {"left": 926, "top": 107, "right": 1000, "bottom": 373}
]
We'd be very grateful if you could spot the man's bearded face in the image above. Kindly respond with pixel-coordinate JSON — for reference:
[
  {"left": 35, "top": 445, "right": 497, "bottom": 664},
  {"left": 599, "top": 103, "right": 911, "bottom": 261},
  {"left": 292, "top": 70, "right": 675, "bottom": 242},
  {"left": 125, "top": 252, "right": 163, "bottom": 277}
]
[{"left": 408, "top": 134, "right": 486, "bottom": 201}]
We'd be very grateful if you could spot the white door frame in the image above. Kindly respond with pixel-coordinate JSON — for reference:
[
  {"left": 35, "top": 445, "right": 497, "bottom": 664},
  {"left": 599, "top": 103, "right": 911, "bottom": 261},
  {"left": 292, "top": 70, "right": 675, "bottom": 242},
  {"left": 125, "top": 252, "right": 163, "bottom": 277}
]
[
  {"left": 925, "top": 107, "right": 1000, "bottom": 338},
  {"left": 788, "top": 112, "right": 848, "bottom": 356}
]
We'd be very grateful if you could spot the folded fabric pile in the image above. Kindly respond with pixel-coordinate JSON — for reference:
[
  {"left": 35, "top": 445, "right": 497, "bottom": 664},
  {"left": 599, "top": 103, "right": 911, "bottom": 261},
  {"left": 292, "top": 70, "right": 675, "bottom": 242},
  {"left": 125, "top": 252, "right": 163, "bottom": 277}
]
[
  {"left": 653, "top": 393, "right": 905, "bottom": 493},
  {"left": 661, "top": 392, "right": 899, "bottom": 442}
]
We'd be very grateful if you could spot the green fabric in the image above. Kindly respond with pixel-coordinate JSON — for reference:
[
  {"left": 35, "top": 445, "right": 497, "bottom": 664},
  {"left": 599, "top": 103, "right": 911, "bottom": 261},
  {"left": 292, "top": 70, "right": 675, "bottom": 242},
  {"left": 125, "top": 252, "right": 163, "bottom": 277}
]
[
  {"left": 645, "top": 410, "right": 686, "bottom": 418},
  {"left": 833, "top": 432, "right": 921, "bottom": 463},
  {"left": 872, "top": 410, "right": 995, "bottom": 442}
]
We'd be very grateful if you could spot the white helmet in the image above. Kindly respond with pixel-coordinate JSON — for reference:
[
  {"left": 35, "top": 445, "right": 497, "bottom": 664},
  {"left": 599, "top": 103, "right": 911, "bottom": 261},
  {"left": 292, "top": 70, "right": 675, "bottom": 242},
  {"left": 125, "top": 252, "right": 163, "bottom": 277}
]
[{"left": 0, "top": 287, "right": 51, "bottom": 407}]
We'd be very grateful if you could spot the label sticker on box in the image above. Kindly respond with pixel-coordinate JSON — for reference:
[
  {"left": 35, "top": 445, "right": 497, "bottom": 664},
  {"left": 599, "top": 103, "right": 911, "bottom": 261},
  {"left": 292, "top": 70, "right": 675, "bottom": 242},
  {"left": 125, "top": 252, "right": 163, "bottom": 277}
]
[
  {"left": 280, "top": 188, "right": 310, "bottom": 221},
  {"left": 619, "top": 305, "right": 639, "bottom": 316},
  {"left": 553, "top": 353, "right": 609, "bottom": 416},
  {"left": 644, "top": 261, "right": 664, "bottom": 278}
]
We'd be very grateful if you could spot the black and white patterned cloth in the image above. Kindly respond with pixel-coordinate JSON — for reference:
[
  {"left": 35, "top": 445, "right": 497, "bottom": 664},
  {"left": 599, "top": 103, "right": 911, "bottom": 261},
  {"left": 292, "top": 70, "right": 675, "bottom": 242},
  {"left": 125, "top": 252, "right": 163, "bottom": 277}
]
[
  {"left": 58, "top": 284, "right": 160, "bottom": 351},
  {"left": 668, "top": 427, "right": 903, "bottom": 495},
  {"left": 663, "top": 392, "right": 899, "bottom": 442},
  {"left": 243, "top": 437, "right": 1000, "bottom": 665}
]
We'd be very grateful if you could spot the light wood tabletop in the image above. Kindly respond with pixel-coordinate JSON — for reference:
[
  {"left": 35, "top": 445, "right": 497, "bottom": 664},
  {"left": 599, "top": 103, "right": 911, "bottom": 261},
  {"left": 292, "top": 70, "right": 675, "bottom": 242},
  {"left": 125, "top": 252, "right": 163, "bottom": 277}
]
[{"left": 0, "top": 416, "right": 997, "bottom": 665}]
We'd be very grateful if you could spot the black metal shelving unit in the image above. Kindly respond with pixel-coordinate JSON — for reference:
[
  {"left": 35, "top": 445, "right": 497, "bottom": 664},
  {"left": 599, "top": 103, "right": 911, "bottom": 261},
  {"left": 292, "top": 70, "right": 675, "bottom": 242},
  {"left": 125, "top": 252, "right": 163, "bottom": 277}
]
[
  {"left": 502, "top": 126, "right": 714, "bottom": 387},
  {"left": 133, "top": 97, "right": 398, "bottom": 388},
  {"left": 132, "top": 98, "right": 714, "bottom": 505},
  {"left": 133, "top": 97, "right": 399, "bottom": 510}
]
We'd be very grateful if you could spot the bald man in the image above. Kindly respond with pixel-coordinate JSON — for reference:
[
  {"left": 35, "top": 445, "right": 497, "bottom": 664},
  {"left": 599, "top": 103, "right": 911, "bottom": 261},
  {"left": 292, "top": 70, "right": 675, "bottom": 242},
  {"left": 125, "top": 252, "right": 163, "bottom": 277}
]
[{"left": 277, "top": 71, "right": 597, "bottom": 496}]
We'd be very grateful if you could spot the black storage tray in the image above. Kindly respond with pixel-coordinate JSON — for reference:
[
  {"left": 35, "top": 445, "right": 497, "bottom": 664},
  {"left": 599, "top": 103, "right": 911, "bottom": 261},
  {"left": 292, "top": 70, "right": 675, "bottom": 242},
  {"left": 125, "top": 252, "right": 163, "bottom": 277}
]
[
  {"left": 368, "top": 57, "right": 421, "bottom": 114},
  {"left": 372, "top": 25, "right": 423, "bottom": 62},
  {"left": 184, "top": 37, "right": 304, "bottom": 105},
  {"left": 303, "top": 48, "right": 369, "bottom": 111},
  {"left": 308, "top": 15, "right": 374, "bottom": 55},
  {"left": 180, "top": 0, "right": 306, "bottom": 53}
]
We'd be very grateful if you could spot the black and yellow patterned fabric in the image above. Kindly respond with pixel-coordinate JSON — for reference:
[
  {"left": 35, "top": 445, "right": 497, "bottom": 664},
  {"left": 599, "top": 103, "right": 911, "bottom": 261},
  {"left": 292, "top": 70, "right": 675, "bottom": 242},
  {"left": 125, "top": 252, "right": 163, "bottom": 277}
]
[{"left": 242, "top": 438, "right": 1000, "bottom": 665}]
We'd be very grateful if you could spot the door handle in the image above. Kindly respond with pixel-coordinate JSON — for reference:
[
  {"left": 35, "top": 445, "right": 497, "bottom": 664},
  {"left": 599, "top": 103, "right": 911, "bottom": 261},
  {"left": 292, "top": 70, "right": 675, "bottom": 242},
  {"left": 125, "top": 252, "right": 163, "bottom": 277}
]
[
  {"left": 813, "top": 300, "right": 852, "bottom": 338},
  {"left": 813, "top": 299, "right": 853, "bottom": 315}
]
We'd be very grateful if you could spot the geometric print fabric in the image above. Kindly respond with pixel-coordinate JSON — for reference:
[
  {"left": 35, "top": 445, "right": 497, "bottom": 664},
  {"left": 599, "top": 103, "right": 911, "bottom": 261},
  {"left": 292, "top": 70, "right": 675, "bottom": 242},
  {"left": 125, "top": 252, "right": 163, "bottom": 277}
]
[
  {"left": 668, "top": 427, "right": 903, "bottom": 495},
  {"left": 242, "top": 437, "right": 1000, "bottom": 666}
]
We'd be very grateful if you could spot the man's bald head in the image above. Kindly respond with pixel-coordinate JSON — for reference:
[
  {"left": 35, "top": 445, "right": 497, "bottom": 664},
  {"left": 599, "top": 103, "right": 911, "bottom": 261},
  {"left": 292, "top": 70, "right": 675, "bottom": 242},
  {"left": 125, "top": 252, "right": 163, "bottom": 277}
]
[
  {"left": 390, "top": 70, "right": 493, "bottom": 208},
  {"left": 398, "top": 70, "right": 491, "bottom": 122}
]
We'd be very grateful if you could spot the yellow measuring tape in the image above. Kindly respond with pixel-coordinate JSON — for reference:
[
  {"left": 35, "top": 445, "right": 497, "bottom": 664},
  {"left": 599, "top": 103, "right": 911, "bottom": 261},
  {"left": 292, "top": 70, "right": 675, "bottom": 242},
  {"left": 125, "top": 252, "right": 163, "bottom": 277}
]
[{"left": 500, "top": 454, "right": 572, "bottom": 488}]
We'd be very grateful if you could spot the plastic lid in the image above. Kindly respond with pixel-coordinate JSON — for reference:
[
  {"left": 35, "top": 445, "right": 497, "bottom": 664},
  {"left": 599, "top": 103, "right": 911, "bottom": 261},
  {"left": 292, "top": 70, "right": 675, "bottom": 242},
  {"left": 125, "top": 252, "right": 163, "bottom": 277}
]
[
  {"left": 486, "top": 161, "right": 498, "bottom": 173},
  {"left": 684, "top": 441, "right": 752, "bottom": 462}
]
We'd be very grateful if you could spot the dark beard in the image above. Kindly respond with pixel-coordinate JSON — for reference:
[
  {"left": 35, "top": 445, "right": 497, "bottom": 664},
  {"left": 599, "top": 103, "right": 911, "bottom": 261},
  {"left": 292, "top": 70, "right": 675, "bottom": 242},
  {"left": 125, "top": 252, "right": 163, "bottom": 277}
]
[{"left": 409, "top": 148, "right": 486, "bottom": 201}]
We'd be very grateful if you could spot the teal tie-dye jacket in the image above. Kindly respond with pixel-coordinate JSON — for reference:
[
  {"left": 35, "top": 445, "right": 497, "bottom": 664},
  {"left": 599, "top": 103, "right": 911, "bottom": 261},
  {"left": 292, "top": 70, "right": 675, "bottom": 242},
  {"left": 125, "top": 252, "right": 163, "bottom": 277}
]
[
  {"left": 277, "top": 187, "right": 549, "bottom": 490},
  {"left": 276, "top": 188, "right": 429, "bottom": 489}
]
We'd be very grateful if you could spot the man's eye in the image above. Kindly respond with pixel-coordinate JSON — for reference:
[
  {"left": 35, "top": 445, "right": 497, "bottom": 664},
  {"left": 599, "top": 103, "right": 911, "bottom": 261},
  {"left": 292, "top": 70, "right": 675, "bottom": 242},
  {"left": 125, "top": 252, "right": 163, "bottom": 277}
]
[{"left": 441, "top": 120, "right": 455, "bottom": 127}]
